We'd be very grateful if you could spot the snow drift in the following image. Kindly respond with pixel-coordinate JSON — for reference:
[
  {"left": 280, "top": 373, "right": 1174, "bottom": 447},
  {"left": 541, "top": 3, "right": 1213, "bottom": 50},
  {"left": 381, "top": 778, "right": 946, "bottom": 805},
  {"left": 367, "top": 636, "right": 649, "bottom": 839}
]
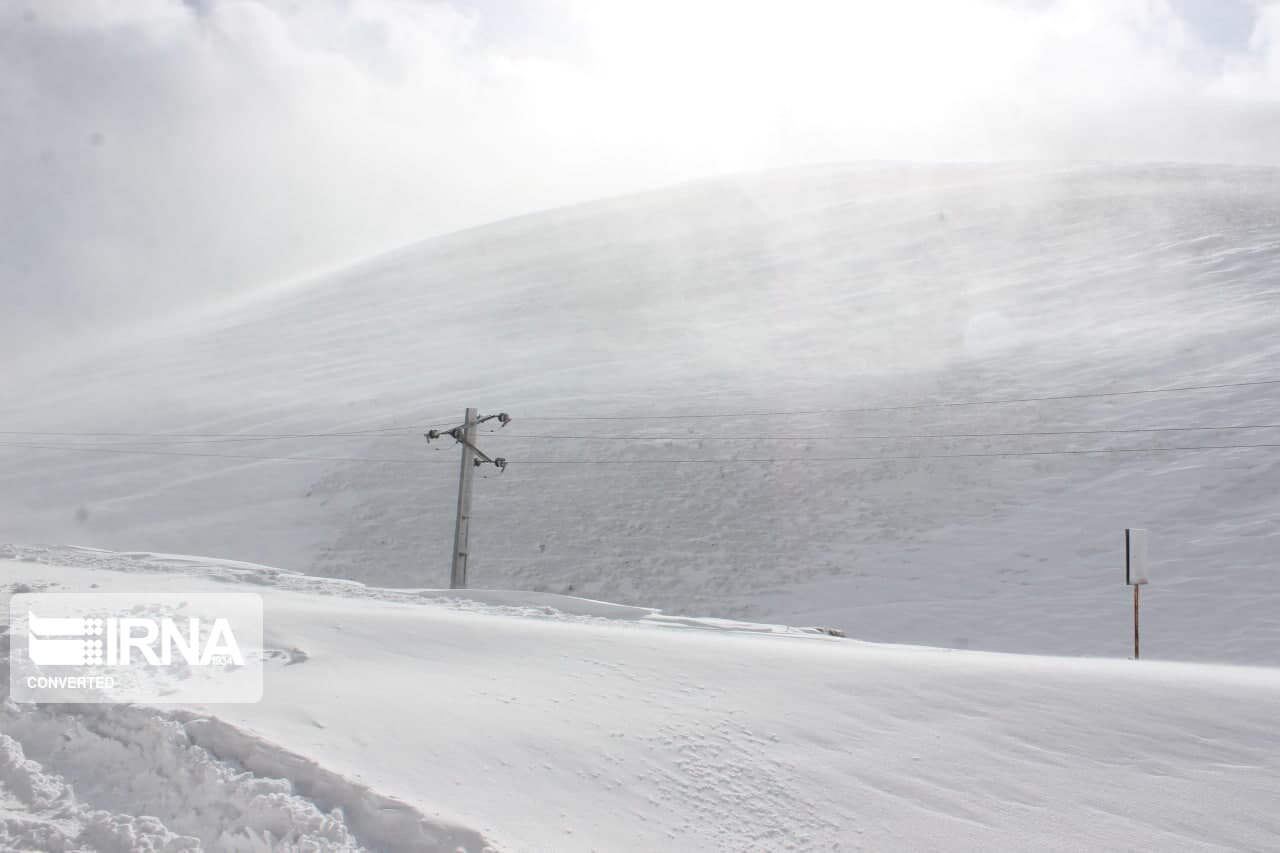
[{"left": 3, "top": 550, "right": 1280, "bottom": 852}]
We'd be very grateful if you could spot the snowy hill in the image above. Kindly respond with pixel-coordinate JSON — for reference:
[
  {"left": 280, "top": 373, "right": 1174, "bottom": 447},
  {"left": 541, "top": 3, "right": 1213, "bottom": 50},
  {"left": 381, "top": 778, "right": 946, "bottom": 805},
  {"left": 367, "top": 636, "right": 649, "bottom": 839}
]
[
  {"left": 4, "top": 550, "right": 1280, "bottom": 852},
  {"left": 3, "top": 162, "right": 1280, "bottom": 663}
]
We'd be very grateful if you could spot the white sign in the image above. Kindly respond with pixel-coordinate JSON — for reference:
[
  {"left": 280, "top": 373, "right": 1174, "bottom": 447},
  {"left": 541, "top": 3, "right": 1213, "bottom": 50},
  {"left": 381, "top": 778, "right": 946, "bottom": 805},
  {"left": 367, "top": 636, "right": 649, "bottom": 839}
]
[
  {"left": 10, "top": 593, "right": 263, "bottom": 704},
  {"left": 1125, "top": 528, "right": 1149, "bottom": 585}
]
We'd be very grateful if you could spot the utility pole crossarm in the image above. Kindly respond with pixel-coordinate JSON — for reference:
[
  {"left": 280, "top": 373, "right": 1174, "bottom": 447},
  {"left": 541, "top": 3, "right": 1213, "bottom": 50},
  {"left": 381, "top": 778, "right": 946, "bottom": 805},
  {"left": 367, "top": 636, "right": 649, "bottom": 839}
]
[
  {"left": 465, "top": 441, "right": 506, "bottom": 470},
  {"left": 425, "top": 411, "right": 511, "bottom": 470}
]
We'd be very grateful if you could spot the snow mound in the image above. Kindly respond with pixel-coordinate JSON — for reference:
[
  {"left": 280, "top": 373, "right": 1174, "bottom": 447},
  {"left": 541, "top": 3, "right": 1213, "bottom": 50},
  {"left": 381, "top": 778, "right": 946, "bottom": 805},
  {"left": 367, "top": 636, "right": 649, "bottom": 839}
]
[
  {"left": 4, "top": 545, "right": 841, "bottom": 637},
  {"left": 0, "top": 626, "right": 497, "bottom": 852}
]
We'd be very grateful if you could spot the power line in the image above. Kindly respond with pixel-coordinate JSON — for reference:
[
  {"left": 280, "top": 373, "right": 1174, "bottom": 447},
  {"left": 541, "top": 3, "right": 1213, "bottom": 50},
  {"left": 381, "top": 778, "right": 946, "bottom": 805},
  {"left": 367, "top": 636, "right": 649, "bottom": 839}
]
[
  {"left": 0, "top": 439, "right": 1275, "bottom": 465},
  {"left": 11, "top": 420, "right": 1274, "bottom": 450},
  {"left": 5, "top": 420, "right": 1274, "bottom": 449},
  {"left": 515, "top": 378, "right": 1280, "bottom": 422},
  {"left": 15, "top": 421, "right": 1278, "bottom": 448},
  {"left": 506, "top": 443, "right": 1280, "bottom": 464},
  {"left": 0, "top": 428, "right": 402, "bottom": 439},
  {"left": 0, "top": 442, "right": 455, "bottom": 465},
  {"left": 490, "top": 423, "right": 1280, "bottom": 442},
  {"left": 4, "top": 379, "right": 1276, "bottom": 439},
  {"left": 0, "top": 419, "right": 458, "bottom": 441},
  {"left": 28, "top": 429, "right": 430, "bottom": 447}
]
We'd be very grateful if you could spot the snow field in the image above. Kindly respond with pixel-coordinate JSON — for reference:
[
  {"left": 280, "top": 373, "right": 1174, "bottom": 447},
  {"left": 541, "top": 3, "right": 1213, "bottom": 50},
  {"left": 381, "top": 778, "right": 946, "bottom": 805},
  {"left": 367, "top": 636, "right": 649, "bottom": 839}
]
[{"left": 4, "top": 553, "right": 1280, "bottom": 852}]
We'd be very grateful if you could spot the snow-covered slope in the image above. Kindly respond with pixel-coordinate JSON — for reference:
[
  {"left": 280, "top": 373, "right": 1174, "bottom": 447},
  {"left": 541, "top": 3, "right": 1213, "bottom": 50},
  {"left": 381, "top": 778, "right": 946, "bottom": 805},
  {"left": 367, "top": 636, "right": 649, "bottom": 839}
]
[
  {"left": 3, "top": 162, "right": 1279, "bottom": 663},
  {"left": 4, "top": 552, "right": 1280, "bottom": 852}
]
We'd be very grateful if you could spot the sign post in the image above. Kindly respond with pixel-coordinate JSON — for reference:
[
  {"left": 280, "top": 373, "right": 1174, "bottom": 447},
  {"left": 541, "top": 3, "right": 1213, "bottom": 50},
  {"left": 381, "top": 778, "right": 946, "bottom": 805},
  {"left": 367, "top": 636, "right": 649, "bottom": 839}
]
[{"left": 1125, "top": 528, "right": 1149, "bottom": 659}]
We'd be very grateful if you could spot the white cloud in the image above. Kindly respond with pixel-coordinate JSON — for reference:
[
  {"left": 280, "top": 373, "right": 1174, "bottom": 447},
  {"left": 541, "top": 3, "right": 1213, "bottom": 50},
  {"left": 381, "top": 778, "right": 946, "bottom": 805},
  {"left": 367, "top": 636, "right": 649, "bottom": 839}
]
[{"left": 1, "top": 0, "right": 1277, "bottom": 355}]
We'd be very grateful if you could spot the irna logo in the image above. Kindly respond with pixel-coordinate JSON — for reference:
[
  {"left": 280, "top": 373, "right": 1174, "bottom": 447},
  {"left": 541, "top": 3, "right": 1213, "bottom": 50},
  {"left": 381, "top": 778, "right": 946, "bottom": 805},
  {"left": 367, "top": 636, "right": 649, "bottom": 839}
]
[
  {"left": 27, "top": 612, "right": 245, "bottom": 667},
  {"left": 10, "top": 592, "right": 264, "bottom": 704}
]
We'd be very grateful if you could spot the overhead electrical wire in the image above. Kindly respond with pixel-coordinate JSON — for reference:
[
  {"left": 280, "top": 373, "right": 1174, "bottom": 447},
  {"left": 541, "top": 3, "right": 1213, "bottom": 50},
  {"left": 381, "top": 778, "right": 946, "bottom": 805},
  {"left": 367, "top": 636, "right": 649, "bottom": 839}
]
[
  {"left": 0, "top": 439, "right": 1275, "bottom": 466},
  {"left": 0, "top": 420, "right": 459, "bottom": 443},
  {"left": 504, "top": 443, "right": 1280, "bottom": 464},
  {"left": 6, "top": 421, "right": 1278, "bottom": 449},
  {"left": 2, "top": 378, "right": 1276, "bottom": 439},
  {"left": 489, "top": 423, "right": 1280, "bottom": 442},
  {"left": 0, "top": 376, "right": 1274, "bottom": 471},
  {"left": 514, "top": 378, "right": 1280, "bottom": 421},
  {"left": 0, "top": 442, "right": 455, "bottom": 465}
]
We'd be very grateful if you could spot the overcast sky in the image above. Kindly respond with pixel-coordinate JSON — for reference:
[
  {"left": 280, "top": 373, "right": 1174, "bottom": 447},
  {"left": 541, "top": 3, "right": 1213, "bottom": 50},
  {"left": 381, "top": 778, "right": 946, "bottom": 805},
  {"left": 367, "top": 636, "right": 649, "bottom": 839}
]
[{"left": 2, "top": 0, "right": 1278, "bottom": 354}]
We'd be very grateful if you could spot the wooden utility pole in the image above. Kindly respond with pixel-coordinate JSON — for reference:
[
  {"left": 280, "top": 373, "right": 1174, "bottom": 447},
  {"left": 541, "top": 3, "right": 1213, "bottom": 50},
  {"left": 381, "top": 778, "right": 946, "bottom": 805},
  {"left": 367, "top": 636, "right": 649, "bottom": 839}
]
[
  {"left": 450, "top": 407, "right": 478, "bottom": 589},
  {"left": 1133, "top": 583, "right": 1140, "bottom": 660},
  {"left": 427, "top": 409, "right": 510, "bottom": 590},
  {"left": 1125, "top": 527, "right": 1149, "bottom": 660}
]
